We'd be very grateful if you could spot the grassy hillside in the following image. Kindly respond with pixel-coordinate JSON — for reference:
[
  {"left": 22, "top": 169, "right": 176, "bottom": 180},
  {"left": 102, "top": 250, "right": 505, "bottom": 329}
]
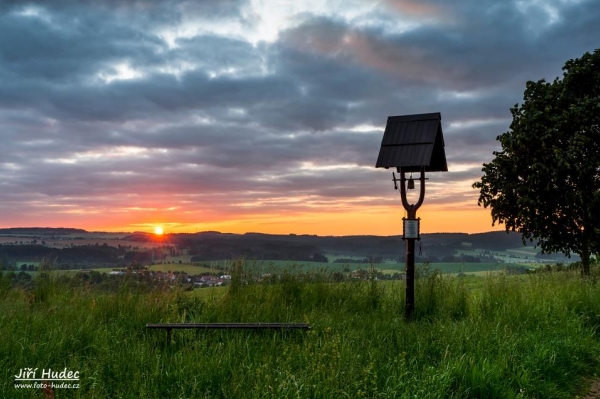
[{"left": 1, "top": 267, "right": 600, "bottom": 398}]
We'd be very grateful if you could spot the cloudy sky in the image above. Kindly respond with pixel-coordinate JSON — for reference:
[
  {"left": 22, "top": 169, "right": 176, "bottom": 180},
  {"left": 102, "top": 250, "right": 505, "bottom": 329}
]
[{"left": 1, "top": 0, "right": 598, "bottom": 235}]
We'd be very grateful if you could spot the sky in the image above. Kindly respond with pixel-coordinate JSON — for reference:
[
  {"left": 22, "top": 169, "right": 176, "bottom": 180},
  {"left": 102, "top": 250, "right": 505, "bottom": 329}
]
[{"left": 1, "top": 0, "right": 599, "bottom": 236}]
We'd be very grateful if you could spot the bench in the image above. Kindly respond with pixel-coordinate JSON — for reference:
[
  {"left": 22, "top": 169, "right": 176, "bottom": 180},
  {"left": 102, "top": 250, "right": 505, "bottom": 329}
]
[{"left": 147, "top": 323, "right": 311, "bottom": 343}]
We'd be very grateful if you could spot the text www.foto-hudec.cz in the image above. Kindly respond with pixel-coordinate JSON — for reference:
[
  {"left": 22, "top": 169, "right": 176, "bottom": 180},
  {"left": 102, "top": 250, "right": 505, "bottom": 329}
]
[{"left": 14, "top": 368, "right": 80, "bottom": 389}]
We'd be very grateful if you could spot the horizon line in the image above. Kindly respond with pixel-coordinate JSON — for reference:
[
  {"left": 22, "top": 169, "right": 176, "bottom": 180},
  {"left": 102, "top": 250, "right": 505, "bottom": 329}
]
[{"left": 0, "top": 226, "right": 513, "bottom": 237}]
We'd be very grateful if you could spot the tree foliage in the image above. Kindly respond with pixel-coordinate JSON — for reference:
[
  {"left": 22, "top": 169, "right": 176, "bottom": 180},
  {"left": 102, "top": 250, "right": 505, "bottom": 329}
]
[{"left": 473, "top": 49, "right": 600, "bottom": 275}]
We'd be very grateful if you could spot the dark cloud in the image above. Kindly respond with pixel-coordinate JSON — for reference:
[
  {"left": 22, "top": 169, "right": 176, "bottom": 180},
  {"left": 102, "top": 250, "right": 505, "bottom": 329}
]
[{"left": 0, "top": 5, "right": 166, "bottom": 82}]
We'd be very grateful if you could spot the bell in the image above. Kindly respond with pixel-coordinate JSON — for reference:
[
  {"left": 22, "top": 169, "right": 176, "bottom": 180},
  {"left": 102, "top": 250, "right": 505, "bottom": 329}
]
[{"left": 407, "top": 177, "right": 415, "bottom": 190}]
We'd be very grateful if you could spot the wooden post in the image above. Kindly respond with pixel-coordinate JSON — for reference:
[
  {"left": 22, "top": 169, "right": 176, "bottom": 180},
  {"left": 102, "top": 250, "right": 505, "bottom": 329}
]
[
  {"left": 399, "top": 167, "right": 425, "bottom": 320},
  {"left": 405, "top": 226, "right": 415, "bottom": 319}
]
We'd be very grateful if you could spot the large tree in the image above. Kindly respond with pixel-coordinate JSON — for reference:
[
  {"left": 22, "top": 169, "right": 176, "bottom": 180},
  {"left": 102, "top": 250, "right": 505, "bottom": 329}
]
[{"left": 473, "top": 49, "right": 600, "bottom": 275}]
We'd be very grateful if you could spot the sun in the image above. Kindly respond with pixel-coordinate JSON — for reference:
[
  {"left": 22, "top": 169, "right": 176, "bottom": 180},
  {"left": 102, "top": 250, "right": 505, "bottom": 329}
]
[{"left": 154, "top": 226, "right": 164, "bottom": 235}]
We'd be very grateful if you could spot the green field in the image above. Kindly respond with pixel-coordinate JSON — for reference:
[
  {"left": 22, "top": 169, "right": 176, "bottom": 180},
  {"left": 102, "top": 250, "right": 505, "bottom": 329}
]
[
  {"left": 506, "top": 247, "right": 539, "bottom": 256},
  {"left": 175, "top": 259, "right": 371, "bottom": 274},
  {"left": 77, "top": 260, "right": 537, "bottom": 279},
  {"left": 80, "top": 259, "right": 533, "bottom": 278},
  {"left": 163, "top": 259, "right": 535, "bottom": 277},
  {"left": 149, "top": 263, "right": 221, "bottom": 275},
  {"left": 2, "top": 266, "right": 600, "bottom": 398},
  {"left": 162, "top": 255, "right": 194, "bottom": 263},
  {"left": 375, "top": 261, "right": 532, "bottom": 275}
]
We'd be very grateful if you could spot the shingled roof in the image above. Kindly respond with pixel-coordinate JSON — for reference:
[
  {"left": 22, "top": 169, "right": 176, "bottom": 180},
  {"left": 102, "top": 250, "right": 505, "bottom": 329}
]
[{"left": 375, "top": 112, "right": 448, "bottom": 172}]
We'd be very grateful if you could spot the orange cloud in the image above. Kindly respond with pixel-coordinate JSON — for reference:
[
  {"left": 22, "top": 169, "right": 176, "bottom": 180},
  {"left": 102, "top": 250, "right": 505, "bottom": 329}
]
[{"left": 382, "top": 0, "right": 443, "bottom": 18}]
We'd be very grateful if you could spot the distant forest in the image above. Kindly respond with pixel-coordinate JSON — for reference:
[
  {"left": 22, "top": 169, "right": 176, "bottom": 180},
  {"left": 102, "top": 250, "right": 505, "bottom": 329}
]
[{"left": 0, "top": 229, "right": 572, "bottom": 271}]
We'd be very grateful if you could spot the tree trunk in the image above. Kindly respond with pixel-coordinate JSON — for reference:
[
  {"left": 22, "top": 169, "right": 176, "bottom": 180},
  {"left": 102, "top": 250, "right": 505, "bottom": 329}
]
[
  {"left": 581, "top": 250, "right": 590, "bottom": 276},
  {"left": 581, "top": 237, "right": 591, "bottom": 277}
]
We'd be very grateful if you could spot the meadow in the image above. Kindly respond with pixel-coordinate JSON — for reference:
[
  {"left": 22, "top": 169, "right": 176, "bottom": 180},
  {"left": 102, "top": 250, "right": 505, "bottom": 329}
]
[
  {"left": 146, "top": 258, "right": 523, "bottom": 277},
  {"left": 1, "top": 264, "right": 600, "bottom": 398},
  {"left": 149, "top": 263, "right": 219, "bottom": 275}
]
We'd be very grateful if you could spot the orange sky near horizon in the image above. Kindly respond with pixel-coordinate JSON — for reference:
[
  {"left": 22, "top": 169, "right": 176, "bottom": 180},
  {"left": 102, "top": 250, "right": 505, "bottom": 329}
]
[
  {"left": 165, "top": 205, "right": 503, "bottom": 236},
  {"left": 2, "top": 202, "right": 503, "bottom": 236}
]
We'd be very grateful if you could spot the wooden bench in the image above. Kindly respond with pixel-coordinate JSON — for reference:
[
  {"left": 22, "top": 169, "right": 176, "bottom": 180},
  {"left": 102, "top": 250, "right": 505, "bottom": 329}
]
[{"left": 147, "top": 323, "right": 311, "bottom": 343}]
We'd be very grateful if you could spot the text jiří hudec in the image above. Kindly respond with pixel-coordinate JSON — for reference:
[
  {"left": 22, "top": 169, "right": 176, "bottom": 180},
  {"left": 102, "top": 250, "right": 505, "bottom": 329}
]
[{"left": 15, "top": 368, "right": 79, "bottom": 380}]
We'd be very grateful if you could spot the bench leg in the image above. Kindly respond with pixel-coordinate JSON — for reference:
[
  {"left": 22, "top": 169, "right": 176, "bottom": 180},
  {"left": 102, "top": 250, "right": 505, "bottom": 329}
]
[{"left": 166, "top": 328, "right": 172, "bottom": 345}]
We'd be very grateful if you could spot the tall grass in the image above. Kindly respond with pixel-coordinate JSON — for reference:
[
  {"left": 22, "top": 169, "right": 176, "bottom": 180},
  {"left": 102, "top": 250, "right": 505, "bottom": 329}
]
[{"left": 1, "top": 265, "right": 600, "bottom": 398}]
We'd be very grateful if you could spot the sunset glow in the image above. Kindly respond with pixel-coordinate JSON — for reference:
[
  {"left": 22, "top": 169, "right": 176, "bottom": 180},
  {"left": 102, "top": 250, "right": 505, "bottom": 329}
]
[
  {"left": 1, "top": 1, "right": 595, "bottom": 236},
  {"left": 0, "top": 199, "right": 503, "bottom": 236}
]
